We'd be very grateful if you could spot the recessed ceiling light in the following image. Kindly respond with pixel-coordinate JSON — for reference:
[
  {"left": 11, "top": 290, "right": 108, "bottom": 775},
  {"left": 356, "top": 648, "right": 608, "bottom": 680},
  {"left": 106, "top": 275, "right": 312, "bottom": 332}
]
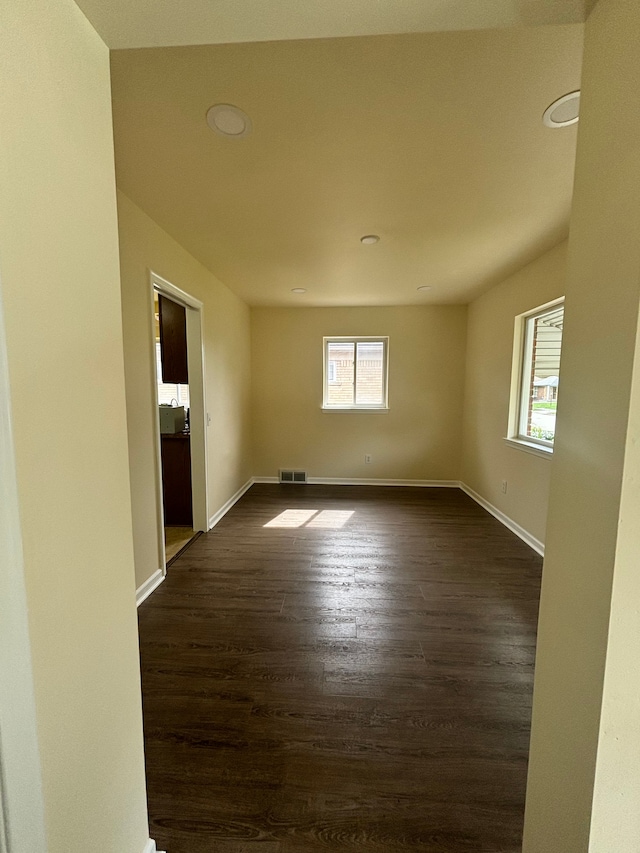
[
  {"left": 417, "top": 286, "right": 432, "bottom": 292},
  {"left": 360, "top": 235, "right": 380, "bottom": 245},
  {"left": 206, "top": 103, "right": 252, "bottom": 138},
  {"left": 291, "top": 288, "right": 307, "bottom": 294},
  {"left": 543, "top": 91, "right": 580, "bottom": 128}
]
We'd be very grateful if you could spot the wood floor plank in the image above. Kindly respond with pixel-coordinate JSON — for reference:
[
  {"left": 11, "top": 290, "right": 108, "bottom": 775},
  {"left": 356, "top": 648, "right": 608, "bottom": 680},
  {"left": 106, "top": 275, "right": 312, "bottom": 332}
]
[{"left": 138, "top": 484, "right": 542, "bottom": 852}]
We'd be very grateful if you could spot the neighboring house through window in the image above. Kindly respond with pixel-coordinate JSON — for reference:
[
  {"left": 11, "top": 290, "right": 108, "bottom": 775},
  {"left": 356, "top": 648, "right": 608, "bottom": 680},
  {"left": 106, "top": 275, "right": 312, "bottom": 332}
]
[
  {"left": 323, "top": 337, "right": 389, "bottom": 409},
  {"left": 508, "top": 299, "right": 564, "bottom": 452}
]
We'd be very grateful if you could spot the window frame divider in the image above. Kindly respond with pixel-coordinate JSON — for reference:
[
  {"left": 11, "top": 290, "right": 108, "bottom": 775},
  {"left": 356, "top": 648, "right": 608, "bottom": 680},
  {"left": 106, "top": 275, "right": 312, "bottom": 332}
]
[
  {"left": 507, "top": 297, "right": 564, "bottom": 451},
  {"left": 322, "top": 335, "right": 389, "bottom": 411}
]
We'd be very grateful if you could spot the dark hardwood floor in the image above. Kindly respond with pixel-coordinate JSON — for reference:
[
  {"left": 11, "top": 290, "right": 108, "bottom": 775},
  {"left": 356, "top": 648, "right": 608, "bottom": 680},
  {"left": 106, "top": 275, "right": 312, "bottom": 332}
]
[{"left": 138, "top": 485, "right": 542, "bottom": 853}]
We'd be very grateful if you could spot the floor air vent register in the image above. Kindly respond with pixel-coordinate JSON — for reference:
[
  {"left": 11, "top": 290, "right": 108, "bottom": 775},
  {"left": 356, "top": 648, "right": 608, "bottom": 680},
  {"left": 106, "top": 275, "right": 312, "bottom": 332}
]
[{"left": 279, "top": 469, "right": 307, "bottom": 483}]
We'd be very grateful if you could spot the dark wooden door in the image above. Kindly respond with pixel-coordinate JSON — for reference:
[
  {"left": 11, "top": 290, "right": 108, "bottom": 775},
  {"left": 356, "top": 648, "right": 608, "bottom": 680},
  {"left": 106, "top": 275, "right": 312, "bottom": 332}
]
[{"left": 158, "top": 294, "right": 188, "bottom": 384}]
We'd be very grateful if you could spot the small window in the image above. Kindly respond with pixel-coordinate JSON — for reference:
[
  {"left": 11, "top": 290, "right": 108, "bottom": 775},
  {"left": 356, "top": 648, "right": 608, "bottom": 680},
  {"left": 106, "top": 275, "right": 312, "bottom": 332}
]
[
  {"left": 509, "top": 300, "right": 564, "bottom": 449},
  {"left": 156, "top": 341, "right": 190, "bottom": 409},
  {"left": 323, "top": 337, "right": 389, "bottom": 410}
]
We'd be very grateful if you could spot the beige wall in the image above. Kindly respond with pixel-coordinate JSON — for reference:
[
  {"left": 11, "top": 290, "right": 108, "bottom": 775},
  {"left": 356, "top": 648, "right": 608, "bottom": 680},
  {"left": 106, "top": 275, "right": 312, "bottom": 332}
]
[
  {"left": 251, "top": 306, "right": 467, "bottom": 480},
  {"left": 589, "top": 304, "right": 640, "bottom": 853},
  {"left": 461, "top": 242, "right": 567, "bottom": 546},
  {"left": 589, "top": 303, "right": 640, "bottom": 851},
  {"left": 117, "top": 191, "right": 252, "bottom": 588},
  {"left": 0, "top": 2, "right": 149, "bottom": 853},
  {"left": 523, "top": 0, "right": 640, "bottom": 850}
]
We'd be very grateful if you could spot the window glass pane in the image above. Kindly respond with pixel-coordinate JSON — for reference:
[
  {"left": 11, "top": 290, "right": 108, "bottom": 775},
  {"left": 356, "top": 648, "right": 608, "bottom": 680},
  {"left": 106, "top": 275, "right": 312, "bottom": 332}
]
[
  {"left": 325, "top": 342, "right": 354, "bottom": 406},
  {"left": 355, "top": 341, "right": 385, "bottom": 405},
  {"left": 156, "top": 341, "right": 190, "bottom": 409},
  {"left": 523, "top": 306, "right": 563, "bottom": 442}
]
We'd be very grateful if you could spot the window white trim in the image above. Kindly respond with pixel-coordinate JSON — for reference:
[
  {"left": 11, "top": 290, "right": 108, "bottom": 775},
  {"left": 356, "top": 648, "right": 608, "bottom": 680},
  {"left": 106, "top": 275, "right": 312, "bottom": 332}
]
[
  {"left": 504, "top": 437, "right": 553, "bottom": 459},
  {"left": 507, "top": 296, "right": 564, "bottom": 451},
  {"left": 322, "top": 336, "right": 389, "bottom": 410},
  {"left": 321, "top": 407, "right": 390, "bottom": 414}
]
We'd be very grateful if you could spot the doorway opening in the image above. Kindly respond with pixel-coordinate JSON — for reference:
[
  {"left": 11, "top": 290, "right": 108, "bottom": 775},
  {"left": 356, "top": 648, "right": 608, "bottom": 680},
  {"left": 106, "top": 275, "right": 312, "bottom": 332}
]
[{"left": 150, "top": 273, "right": 208, "bottom": 571}]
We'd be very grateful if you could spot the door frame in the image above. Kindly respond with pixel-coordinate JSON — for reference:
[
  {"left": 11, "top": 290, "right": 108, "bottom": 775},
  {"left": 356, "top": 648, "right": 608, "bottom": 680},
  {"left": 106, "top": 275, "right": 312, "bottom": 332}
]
[
  {"left": 149, "top": 271, "right": 208, "bottom": 573},
  {"left": 0, "top": 276, "right": 48, "bottom": 853}
]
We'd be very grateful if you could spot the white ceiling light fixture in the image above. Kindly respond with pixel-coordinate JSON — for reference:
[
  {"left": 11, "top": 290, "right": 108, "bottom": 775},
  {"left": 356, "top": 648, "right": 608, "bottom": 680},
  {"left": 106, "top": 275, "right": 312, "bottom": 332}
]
[
  {"left": 417, "top": 286, "right": 432, "bottom": 292},
  {"left": 291, "top": 288, "right": 307, "bottom": 294},
  {"left": 543, "top": 91, "right": 580, "bottom": 128},
  {"left": 360, "top": 235, "right": 380, "bottom": 245},
  {"left": 206, "top": 103, "right": 252, "bottom": 138}
]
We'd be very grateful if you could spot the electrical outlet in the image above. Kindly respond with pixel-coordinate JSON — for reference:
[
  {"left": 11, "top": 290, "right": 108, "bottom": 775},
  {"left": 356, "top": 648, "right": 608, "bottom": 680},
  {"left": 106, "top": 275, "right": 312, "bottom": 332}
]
[
  {"left": 365, "top": 454, "right": 372, "bottom": 464},
  {"left": 501, "top": 480, "right": 508, "bottom": 494}
]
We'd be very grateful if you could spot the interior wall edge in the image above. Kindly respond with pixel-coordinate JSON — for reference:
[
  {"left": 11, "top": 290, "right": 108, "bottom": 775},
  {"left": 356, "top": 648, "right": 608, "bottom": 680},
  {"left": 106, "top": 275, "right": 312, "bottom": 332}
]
[
  {"left": 135, "top": 568, "right": 165, "bottom": 608},
  {"left": 118, "top": 190, "right": 253, "bottom": 593},
  {"left": 142, "top": 840, "right": 165, "bottom": 853},
  {"left": 459, "top": 241, "right": 567, "bottom": 548},
  {"left": 208, "top": 477, "right": 255, "bottom": 529},
  {"left": 459, "top": 481, "right": 545, "bottom": 556}
]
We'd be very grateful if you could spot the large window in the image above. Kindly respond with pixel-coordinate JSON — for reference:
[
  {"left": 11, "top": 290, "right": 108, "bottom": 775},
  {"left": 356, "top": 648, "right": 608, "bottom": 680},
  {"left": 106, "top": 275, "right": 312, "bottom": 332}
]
[
  {"left": 509, "top": 300, "right": 564, "bottom": 450},
  {"left": 323, "top": 337, "right": 389, "bottom": 410}
]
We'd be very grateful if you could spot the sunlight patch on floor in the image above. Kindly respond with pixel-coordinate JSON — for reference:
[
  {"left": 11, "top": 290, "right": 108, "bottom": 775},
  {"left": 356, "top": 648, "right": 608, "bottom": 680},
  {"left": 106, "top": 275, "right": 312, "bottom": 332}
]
[
  {"left": 306, "top": 510, "right": 355, "bottom": 529},
  {"left": 264, "top": 509, "right": 318, "bottom": 528},
  {"left": 264, "top": 509, "right": 355, "bottom": 529}
]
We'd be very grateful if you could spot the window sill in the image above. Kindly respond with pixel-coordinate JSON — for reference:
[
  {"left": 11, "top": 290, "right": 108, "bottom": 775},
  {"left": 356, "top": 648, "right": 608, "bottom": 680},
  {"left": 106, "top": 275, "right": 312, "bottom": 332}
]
[
  {"left": 504, "top": 437, "right": 553, "bottom": 459},
  {"left": 322, "top": 406, "right": 389, "bottom": 413}
]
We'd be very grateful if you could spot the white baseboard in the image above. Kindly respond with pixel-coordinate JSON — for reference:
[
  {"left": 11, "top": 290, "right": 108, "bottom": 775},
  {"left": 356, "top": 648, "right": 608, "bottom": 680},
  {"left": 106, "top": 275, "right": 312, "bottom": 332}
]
[
  {"left": 143, "top": 840, "right": 165, "bottom": 853},
  {"left": 136, "top": 568, "right": 165, "bottom": 607},
  {"left": 459, "top": 482, "right": 545, "bottom": 556},
  {"left": 198, "top": 477, "right": 544, "bottom": 561},
  {"left": 252, "top": 476, "right": 459, "bottom": 487},
  {"left": 208, "top": 477, "right": 254, "bottom": 529},
  {"left": 308, "top": 477, "right": 459, "bottom": 487}
]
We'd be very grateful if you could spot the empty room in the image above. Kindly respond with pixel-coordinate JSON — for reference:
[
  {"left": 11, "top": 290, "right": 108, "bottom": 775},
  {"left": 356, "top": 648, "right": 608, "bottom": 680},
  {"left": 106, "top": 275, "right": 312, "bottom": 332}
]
[{"left": 3, "top": 3, "right": 640, "bottom": 853}]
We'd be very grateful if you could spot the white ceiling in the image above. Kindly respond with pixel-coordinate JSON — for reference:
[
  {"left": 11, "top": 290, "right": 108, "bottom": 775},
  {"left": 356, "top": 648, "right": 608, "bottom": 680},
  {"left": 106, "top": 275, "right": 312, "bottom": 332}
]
[
  {"left": 77, "top": 0, "right": 588, "bottom": 49},
  {"left": 83, "top": 0, "right": 587, "bottom": 307},
  {"left": 111, "top": 25, "right": 583, "bottom": 306}
]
